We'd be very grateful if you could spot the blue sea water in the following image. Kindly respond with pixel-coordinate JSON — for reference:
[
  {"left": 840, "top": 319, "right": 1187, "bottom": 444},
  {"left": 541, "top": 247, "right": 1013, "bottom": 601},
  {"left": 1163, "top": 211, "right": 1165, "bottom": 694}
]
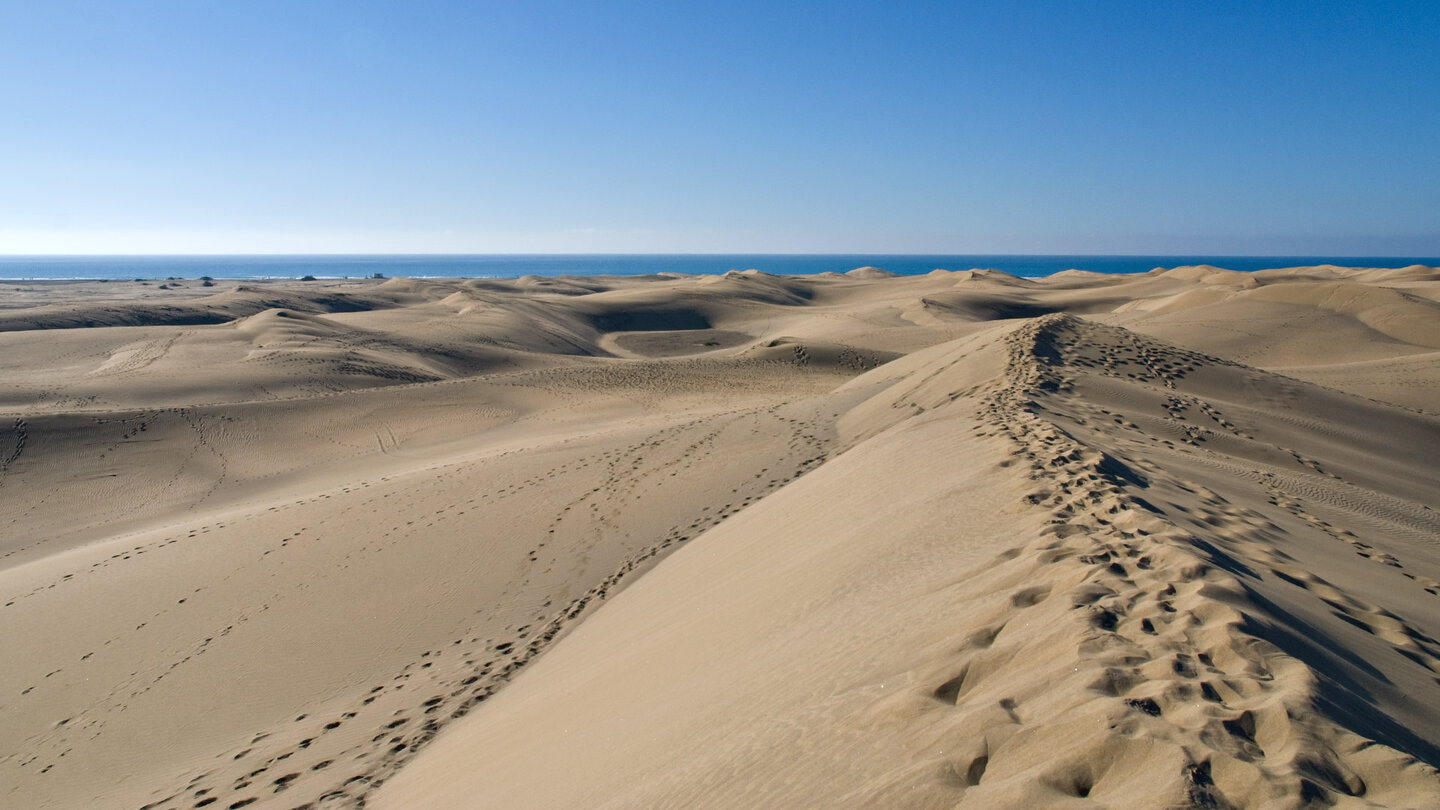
[{"left": 0, "top": 254, "right": 1435, "bottom": 281}]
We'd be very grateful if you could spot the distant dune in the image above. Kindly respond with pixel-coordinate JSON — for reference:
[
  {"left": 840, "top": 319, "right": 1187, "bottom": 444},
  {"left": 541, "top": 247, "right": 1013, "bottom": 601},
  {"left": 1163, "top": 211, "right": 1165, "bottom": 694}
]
[{"left": 2, "top": 267, "right": 1438, "bottom": 809}]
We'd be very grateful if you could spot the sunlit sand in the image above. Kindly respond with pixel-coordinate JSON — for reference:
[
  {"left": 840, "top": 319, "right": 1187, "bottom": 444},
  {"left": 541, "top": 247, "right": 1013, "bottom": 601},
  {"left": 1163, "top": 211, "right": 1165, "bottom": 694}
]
[{"left": 3, "top": 265, "right": 1439, "bottom": 808}]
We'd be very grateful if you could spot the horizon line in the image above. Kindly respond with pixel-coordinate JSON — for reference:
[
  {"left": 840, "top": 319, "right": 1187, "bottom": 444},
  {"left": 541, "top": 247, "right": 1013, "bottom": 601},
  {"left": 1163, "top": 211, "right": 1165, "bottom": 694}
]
[{"left": 3, "top": 251, "right": 1439, "bottom": 259}]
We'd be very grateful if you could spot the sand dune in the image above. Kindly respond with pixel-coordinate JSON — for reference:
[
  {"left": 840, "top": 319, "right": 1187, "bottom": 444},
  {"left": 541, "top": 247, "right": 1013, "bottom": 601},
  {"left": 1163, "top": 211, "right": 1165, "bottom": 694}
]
[{"left": 2, "top": 266, "right": 1438, "bottom": 809}]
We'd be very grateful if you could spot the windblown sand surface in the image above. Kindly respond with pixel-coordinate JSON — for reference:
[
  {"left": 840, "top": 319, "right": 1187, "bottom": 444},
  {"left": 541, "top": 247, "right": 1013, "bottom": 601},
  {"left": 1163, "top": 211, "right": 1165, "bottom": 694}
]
[{"left": 2, "top": 265, "right": 1438, "bottom": 808}]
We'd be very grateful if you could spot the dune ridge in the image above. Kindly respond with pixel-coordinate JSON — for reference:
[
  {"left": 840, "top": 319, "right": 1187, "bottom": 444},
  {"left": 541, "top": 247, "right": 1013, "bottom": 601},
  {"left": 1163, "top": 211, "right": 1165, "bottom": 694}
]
[
  {"left": 966, "top": 315, "right": 1440, "bottom": 805},
  {"left": 375, "top": 313, "right": 1440, "bottom": 809},
  {"left": 2, "top": 266, "right": 1438, "bottom": 808}
]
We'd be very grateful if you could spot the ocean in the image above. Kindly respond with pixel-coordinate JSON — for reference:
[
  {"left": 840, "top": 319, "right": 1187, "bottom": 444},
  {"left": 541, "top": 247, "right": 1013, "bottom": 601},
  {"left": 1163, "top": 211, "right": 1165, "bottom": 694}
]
[{"left": 0, "top": 254, "right": 1435, "bottom": 281}]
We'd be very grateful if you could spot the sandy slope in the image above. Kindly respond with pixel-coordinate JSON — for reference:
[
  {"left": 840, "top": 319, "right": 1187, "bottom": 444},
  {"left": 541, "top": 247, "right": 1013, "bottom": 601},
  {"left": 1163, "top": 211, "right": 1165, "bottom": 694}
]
[{"left": 2, "top": 266, "right": 1438, "bottom": 809}]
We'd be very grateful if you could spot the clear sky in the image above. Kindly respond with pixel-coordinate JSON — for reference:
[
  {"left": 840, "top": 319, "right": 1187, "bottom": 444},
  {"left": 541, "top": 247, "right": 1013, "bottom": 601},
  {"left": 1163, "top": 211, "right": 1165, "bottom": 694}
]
[{"left": 2, "top": 0, "right": 1438, "bottom": 255}]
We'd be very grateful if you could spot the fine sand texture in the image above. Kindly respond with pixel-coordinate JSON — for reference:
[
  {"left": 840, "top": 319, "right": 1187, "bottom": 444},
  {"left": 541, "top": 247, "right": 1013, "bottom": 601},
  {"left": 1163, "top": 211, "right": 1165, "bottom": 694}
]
[{"left": 2, "top": 265, "right": 1438, "bottom": 809}]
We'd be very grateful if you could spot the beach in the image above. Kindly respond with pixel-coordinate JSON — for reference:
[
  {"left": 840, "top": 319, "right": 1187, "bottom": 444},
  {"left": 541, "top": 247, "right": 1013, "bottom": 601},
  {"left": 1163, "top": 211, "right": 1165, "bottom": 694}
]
[{"left": 3, "top": 265, "right": 1439, "bottom": 808}]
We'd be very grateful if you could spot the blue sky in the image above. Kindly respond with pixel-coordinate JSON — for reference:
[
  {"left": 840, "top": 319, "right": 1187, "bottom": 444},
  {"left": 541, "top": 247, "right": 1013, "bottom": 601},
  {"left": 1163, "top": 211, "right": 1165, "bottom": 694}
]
[{"left": 2, "top": 0, "right": 1437, "bottom": 254}]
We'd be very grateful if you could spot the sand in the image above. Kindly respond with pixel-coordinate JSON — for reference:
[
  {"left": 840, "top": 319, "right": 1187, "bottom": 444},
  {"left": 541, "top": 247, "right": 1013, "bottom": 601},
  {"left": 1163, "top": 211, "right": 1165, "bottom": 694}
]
[{"left": 1, "top": 266, "right": 1438, "bottom": 809}]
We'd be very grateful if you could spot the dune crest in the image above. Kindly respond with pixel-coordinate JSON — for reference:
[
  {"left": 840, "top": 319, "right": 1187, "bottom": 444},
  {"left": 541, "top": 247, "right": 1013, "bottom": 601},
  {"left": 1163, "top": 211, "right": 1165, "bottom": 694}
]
[{"left": 376, "top": 313, "right": 1440, "bottom": 809}]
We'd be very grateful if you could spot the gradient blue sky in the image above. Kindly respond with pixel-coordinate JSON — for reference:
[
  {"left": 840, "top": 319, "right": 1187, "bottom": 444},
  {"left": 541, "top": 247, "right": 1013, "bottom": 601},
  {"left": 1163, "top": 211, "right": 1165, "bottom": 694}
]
[{"left": 3, "top": 0, "right": 1438, "bottom": 254}]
